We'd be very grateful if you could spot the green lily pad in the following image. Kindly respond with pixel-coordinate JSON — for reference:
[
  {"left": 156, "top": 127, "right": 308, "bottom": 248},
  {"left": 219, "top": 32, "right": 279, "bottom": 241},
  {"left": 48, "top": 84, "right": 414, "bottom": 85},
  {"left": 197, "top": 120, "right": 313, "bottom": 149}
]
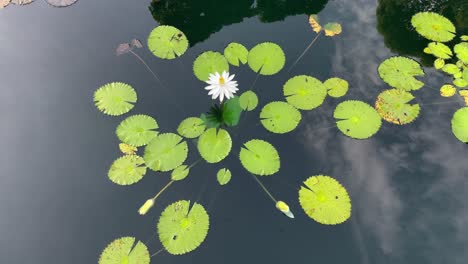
[
  {"left": 434, "top": 58, "right": 445, "bottom": 69},
  {"left": 283, "top": 75, "right": 327, "bottom": 110},
  {"left": 411, "top": 12, "right": 456, "bottom": 42},
  {"left": 94, "top": 82, "right": 137, "bottom": 116},
  {"left": 116, "top": 115, "right": 159, "bottom": 147},
  {"left": 98, "top": 237, "right": 150, "bottom": 264},
  {"left": 171, "top": 165, "right": 190, "bottom": 181},
  {"left": 144, "top": 133, "right": 188, "bottom": 172},
  {"left": 193, "top": 51, "right": 229, "bottom": 81},
  {"left": 299, "top": 175, "right": 351, "bottom": 225},
  {"left": 451, "top": 107, "right": 468, "bottom": 143},
  {"left": 424, "top": 42, "right": 453, "bottom": 59},
  {"left": 324, "top": 77, "right": 349, "bottom": 98},
  {"left": 239, "top": 90, "right": 258, "bottom": 111},
  {"left": 224, "top": 42, "right": 249, "bottom": 66},
  {"left": 222, "top": 96, "right": 242, "bottom": 127},
  {"left": 197, "top": 128, "right": 232, "bottom": 163},
  {"left": 158, "top": 200, "right": 209, "bottom": 255},
  {"left": 148, "top": 26, "right": 189, "bottom": 59},
  {"left": 260, "top": 101, "right": 302, "bottom": 134},
  {"left": 378, "top": 56, "right": 425, "bottom": 91},
  {"left": 323, "top": 23, "right": 342, "bottom": 37},
  {"left": 334, "top": 100, "right": 382, "bottom": 139},
  {"left": 375, "top": 89, "right": 420, "bottom": 125},
  {"left": 239, "top": 139, "right": 280, "bottom": 176},
  {"left": 248, "top": 42, "right": 285, "bottom": 75},
  {"left": 442, "top": 64, "right": 461, "bottom": 77},
  {"left": 217, "top": 168, "right": 232, "bottom": 185},
  {"left": 108, "top": 155, "right": 147, "bottom": 186},
  {"left": 177, "top": 117, "right": 206, "bottom": 139},
  {"left": 454, "top": 42, "right": 468, "bottom": 64},
  {"left": 454, "top": 78, "right": 468, "bottom": 88}
]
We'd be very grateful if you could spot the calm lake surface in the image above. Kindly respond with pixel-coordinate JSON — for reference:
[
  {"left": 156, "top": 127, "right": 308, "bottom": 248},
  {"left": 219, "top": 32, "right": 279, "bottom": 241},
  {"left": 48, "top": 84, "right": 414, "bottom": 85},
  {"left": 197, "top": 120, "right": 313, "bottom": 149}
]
[{"left": 1, "top": 0, "right": 467, "bottom": 263}]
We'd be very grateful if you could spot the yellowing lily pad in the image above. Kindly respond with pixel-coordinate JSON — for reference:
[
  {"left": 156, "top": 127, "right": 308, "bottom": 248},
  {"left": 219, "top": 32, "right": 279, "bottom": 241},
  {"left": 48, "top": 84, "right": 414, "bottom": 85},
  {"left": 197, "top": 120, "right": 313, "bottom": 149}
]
[
  {"left": 375, "top": 89, "right": 420, "bottom": 125},
  {"left": 323, "top": 23, "right": 342, "bottom": 37},
  {"left": 440, "top": 84, "right": 456, "bottom": 97},
  {"left": 434, "top": 58, "right": 445, "bottom": 69},
  {"left": 308, "top": 15, "right": 321, "bottom": 33}
]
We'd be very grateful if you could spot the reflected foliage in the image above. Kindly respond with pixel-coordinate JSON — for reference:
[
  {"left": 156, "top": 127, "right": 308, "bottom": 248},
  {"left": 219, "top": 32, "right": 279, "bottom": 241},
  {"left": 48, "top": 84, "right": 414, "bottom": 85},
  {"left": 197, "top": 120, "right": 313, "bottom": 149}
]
[
  {"left": 149, "top": 0, "right": 328, "bottom": 46},
  {"left": 377, "top": 0, "right": 467, "bottom": 65}
]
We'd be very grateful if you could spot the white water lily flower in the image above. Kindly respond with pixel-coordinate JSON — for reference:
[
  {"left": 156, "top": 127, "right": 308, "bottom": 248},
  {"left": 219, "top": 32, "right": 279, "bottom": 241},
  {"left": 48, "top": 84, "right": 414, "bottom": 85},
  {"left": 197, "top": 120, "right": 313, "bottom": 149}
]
[{"left": 204, "top": 71, "right": 239, "bottom": 102}]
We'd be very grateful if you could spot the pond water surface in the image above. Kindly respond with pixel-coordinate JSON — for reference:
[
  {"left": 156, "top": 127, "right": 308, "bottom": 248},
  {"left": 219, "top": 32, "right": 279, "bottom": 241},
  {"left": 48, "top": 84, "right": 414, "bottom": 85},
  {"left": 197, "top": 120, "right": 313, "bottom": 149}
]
[{"left": 1, "top": 0, "right": 467, "bottom": 263}]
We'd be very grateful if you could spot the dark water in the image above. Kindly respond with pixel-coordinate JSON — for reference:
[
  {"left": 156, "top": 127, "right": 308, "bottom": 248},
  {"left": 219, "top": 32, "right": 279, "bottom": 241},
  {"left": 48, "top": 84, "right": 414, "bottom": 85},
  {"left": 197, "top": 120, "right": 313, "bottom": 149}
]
[{"left": 1, "top": 0, "right": 467, "bottom": 263}]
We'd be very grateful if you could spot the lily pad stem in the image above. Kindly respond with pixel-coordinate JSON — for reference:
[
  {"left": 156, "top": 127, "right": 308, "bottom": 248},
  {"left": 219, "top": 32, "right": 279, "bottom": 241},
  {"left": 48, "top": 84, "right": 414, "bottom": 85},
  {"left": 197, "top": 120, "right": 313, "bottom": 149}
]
[
  {"left": 151, "top": 248, "right": 165, "bottom": 257},
  {"left": 288, "top": 31, "right": 322, "bottom": 73},
  {"left": 152, "top": 180, "right": 174, "bottom": 201},
  {"left": 250, "top": 173, "right": 277, "bottom": 203}
]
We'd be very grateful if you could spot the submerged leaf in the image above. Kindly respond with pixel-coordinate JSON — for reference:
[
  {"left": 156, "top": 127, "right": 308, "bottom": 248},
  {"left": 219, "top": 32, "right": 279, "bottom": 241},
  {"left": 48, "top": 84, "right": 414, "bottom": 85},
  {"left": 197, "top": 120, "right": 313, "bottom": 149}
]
[
  {"left": 260, "top": 101, "right": 302, "bottom": 134},
  {"left": 248, "top": 42, "right": 285, "bottom": 75},
  {"left": 148, "top": 25, "right": 189, "bottom": 59},
  {"left": 324, "top": 77, "right": 349, "bottom": 98},
  {"left": 454, "top": 42, "right": 468, "bottom": 64},
  {"left": 323, "top": 23, "right": 342, "bottom": 37},
  {"left": 98, "top": 237, "right": 150, "bottom": 264},
  {"left": 193, "top": 51, "right": 229, "bottom": 81},
  {"left": 434, "top": 58, "right": 445, "bottom": 69},
  {"left": 108, "top": 155, "right": 146, "bottom": 185},
  {"left": 411, "top": 12, "right": 456, "bottom": 42},
  {"left": 171, "top": 165, "right": 190, "bottom": 181},
  {"left": 116, "top": 115, "right": 159, "bottom": 147},
  {"left": 46, "top": 0, "right": 78, "bottom": 7},
  {"left": 283, "top": 75, "right": 327, "bottom": 110},
  {"left": 334, "top": 100, "right": 382, "bottom": 139},
  {"left": 239, "top": 90, "right": 258, "bottom": 111},
  {"left": 299, "top": 175, "right": 351, "bottom": 225},
  {"left": 451, "top": 107, "right": 468, "bottom": 143},
  {"left": 116, "top": 43, "right": 131, "bottom": 56},
  {"left": 440, "top": 84, "right": 456, "bottom": 97},
  {"left": 375, "top": 89, "right": 420, "bottom": 125},
  {"left": 222, "top": 96, "right": 242, "bottom": 127},
  {"left": 378, "top": 56, "right": 425, "bottom": 91},
  {"left": 216, "top": 168, "right": 231, "bottom": 185},
  {"left": 93, "top": 82, "right": 137, "bottom": 116},
  {"left": 197, "top": 128, "right": 232, "bottom": 163},
  {"left": 11, "top": 0, "right": 33, "bottom": 5},
  {"left": 224, "top": 42, "right": 249, "bottom": 66},
  {"left": 177, "top": 117, "right": 206, "bottom": 139},
  {"left": 130, "top": 39, "right": 143, "bottom": 48},
  {"left": 424, "top": 42, "right": 453, "bottom": 59},
  {"left": 239, "top": 139, "right": 280, "bottom": 176},
  {"left": 308, "top": 15, "right": 321, "bottom": 33},
  {"left": 144, "top": 133, "right": 188, "bottom": 172}
]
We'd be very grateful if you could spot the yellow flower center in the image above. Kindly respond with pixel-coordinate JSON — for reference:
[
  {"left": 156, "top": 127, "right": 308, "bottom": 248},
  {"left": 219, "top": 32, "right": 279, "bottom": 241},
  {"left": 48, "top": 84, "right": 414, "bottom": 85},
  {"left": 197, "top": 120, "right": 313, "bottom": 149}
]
[{"left": 219, "top": 77, "right": 225, "bottom": 85}]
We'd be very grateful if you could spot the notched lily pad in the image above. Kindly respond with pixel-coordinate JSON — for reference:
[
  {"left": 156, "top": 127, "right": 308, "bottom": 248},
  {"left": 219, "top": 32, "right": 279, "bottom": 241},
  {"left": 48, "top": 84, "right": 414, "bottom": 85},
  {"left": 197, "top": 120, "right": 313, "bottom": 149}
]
[
  {"left": 283, "top": 75, "right": 327, "bottom": 110},
  {"left": 375, "top": 89, "right": 420, "bottom": 125},
  {"left": 217, "top": 168, "right": 231, "bottom": 185},
  {"left": 260, "top": 101, "right": 302, "bottom": 134},
  {"left": 224, "top": 42, "right": 249, "bottom": 66},
  {"left": 98, "top": 237, "right": 150, "bottom": 264},
  {"left": 378, "top": 56, "right": 425, "bottom": 91},
  {"left": 411, "top": 12, "right": 456, "bottom": 42},
  {"left": 239, "top": 139, "right": 280, "bottom": 176},
  {"left": 144, "top": 133, "right": 188, "bottom": 172},
  {"left": 334, "top": 100, "right": 382, "bottom": 139},
  {"left": 193, "top": 51, "right": 229, "bottom": 81},
  {"left": 324, "top": 77, "right": 349, "bottom": 98},
  {"left": 239, "top": 90, "right": 258, "bottom": 111},
  {"left": 108, "top": 155, "right": 147, "bottom": 185},
  {"left": 148, "top": 25, "right": 189, "bottom": 59},
  {"left": 248, "top": 42, "right": 285, "bottom": 75}
]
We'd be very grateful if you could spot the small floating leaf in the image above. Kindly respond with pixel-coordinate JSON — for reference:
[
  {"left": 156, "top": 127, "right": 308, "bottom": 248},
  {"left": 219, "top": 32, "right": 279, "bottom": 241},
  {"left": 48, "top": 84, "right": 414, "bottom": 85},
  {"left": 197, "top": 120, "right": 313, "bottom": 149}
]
[
  {"left": 411, "top": 12, "right": 456, "bottom": 42},
  {"left": 434, "top": 58, "right": 445, "bottom": 69},
  {"left": 193, "top": 51, "right": 229, "bottom": 81},
  {"left": 158, "top": 200, "right": 209, "bottom": 255},
  {"left": 424, "top": 42, "right": 453, "bottom": 59},
  {"left": 324, "top": 77, "right": 349, "bottom": 98},
  {"left": 148, "top": 26, "right": 189, "bottom": 59},
  {"left": 461, "top": 35, "right": 468, "bottom": 41},
  {"left": 239, "top": 90, "right": 258, "bottom": 111},
  {"left": 442, "top": 64, "right": 461, "bottom": 77},
  {"left": 108, "top": 155, "right": 146, "bottom": 185},
  {"left": 248, "top": 42, "right": 285, "bottom": 75},
  {"left": 454, "top": 78, "right": 468, "bottom": 88},
  {"left": 378, "top": 56, "right": 425, "bottom": 91},
  {"left": 171, "top": 165, "right": 190, "bottom": 181},
  {"left": 239, "top": 139, "right": 280, "bottom": 176},
  {"left": 451, "top": 107, "right": 468, "bottom": 143},
  {"left": 459, "top": 90, "right": 468, "bottom": 106},
  {"left": 375, "top": 89, "right": 420, "bottom": 125},
  {"left": 197, "top": 128, "right": 232, "bottom": 163},
  {"left": 308, "top": 15, "right": 322, "bottom": 33},
  {"left": 93, "top": 82, "right": 137, "bottom": 116},
  {"left": 440, "top": 84, "right": 456, "bottom": 97},
  {"left": 216, "top": 168, "right": 231, "bottom": 185},
  {"left": 116, "top": 115, "right": 159, "bottom": 147},
  {"left": 283, "top": 75, "right": 327, "bottom": 110},
  {"left": 260, "top": 101, "right": 302, "bottom": 134},
  {"left": 334, "top": 100, "right": 382, "bottom": 139},
  {"left": 46, "top": 0, "right": 78, "bottom": 7},
  {"left": 299, "top": 175, "right": 351, "bottom": 225},
  {"left": 454, "top": 42, "right": 468, "bottom": 64},
  {"left": 177, "top": 117, "right": 206, "bottom": 139},
  {"left": 98, "top": 237, "right": 150, "bottom": 264},
  {"left": 224, "top": 43, "right": 249, "bottom": 66},
  {"left": 144, "top": 133, "right": 188, "bottom": 172},
  {"left": 119, "top": 143, "right": 137, "bottom": 155},
  {"left": 323, "top": 23, "right": 342, "bottom": 37}
]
